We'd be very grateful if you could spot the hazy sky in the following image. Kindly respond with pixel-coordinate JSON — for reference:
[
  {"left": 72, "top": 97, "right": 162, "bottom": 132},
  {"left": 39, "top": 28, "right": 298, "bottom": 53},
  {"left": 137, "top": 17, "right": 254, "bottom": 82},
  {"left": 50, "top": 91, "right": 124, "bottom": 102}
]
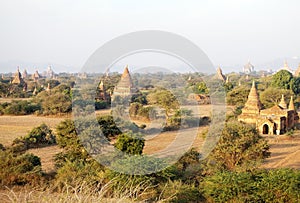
[{"left": 0, "top": 0, "right": 300, "bottom": 72}]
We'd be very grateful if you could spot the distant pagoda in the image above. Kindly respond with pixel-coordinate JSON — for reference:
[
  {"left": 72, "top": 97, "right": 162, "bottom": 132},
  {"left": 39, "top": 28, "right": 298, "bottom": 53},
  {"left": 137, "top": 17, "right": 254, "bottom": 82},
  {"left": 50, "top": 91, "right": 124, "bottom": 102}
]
[
  {"left": 112, "top": 65, "right": 137, "bottom": 99},
  {"left": 32, "top": 70, "right": 41, "bottom": 82},
  {"left": 12, "top": 67, "right": 24, "bottom": 84},
  {"left": 243, "top": 61, "right": 254, "bottom": 74},
  {"left": 279, "top": 61, "right": 293, "bottom": 73},
  {"left": 216, "top": 66, "right": 226, "bottom": 82},
  {"left": 96, "top": 80, "right": 109, "bottom": 101},
  {"left": 22, "top": 69, "right": 28, "bottom": 79}
]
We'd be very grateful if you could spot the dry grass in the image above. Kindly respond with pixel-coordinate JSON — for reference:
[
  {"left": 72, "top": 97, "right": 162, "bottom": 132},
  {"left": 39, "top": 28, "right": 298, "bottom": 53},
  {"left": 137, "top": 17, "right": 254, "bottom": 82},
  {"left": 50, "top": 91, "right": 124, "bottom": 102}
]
[
  {"left": 27, "top": 145, "right": 62, "bottom": 173},
  {"left": 0, "top": 181, "right": 169, "bottom": 203},
  {"left": 0, "top": 115, "right": 68, "bottom": 146}
]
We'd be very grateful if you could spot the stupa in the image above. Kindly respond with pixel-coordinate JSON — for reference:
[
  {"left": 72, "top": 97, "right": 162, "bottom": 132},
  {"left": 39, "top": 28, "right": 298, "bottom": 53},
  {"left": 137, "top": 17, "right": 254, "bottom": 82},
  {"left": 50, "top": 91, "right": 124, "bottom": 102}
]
[{"left": 112, "top": 65, "right": 137, "bottom": 99}]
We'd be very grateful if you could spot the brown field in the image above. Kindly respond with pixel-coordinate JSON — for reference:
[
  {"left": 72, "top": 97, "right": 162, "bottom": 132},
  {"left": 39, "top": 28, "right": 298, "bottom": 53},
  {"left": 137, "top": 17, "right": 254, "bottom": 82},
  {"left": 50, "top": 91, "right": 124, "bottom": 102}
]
[{"left": 0, "top": 115, "right": 68, "bottom": 146}]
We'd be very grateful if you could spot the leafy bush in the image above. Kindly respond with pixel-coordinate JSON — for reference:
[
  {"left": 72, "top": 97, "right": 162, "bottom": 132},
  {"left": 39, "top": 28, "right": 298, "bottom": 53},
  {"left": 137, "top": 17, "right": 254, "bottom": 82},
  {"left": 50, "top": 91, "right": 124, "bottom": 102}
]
[
  {"left": 202, "top": 169, "right": 300, "bottom": 203},
  {"left": 115, "top": 132, "right": 145, "bottom": 155},
  {"left": 13, "top": 124, "right": 56, "bottom": 150},
  {"left": 1, "top": 100, "right": 41, "bottom": 115},
  {"left": 0, "top": 150, "right": 42, "bottom": 186},
  {"left": 206, "top": 121, "right": 270, "bottom": 172}
]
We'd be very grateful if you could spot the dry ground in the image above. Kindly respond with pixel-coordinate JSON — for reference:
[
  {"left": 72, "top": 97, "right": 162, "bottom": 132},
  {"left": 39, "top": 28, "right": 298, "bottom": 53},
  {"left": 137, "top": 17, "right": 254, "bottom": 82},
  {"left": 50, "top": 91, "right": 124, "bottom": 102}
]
[
  {"left": 261, "top": 133, "right": 300, "bottom": 169},
  {"left": 0, "top": 115, "right": 68, "bottom": 172},
  {"left": 0, "top": 115, "right": 68, "bottom": 146}
]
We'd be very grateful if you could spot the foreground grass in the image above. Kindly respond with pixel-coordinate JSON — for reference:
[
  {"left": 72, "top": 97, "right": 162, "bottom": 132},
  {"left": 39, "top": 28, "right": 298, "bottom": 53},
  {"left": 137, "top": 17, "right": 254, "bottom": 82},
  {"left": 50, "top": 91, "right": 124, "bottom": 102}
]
[{"left": 0, "top": 181, "right": 169, "bottom": 203}]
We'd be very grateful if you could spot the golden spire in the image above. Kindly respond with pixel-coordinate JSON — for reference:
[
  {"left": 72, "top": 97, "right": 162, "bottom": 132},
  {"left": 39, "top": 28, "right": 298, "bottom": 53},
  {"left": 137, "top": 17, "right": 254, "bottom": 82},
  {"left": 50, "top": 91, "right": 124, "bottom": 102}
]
[
  {"left": 244, "top": 81, "right": 262, "bottom": 111},
  {"left": 288, "top": 96, "right": 295, "bottom": 111},
  {"left": 279, "top": 94, "right": 287, "bottom": 109},
  {"left": 121, "top": 65, "right": 130, "bottom": 79}
]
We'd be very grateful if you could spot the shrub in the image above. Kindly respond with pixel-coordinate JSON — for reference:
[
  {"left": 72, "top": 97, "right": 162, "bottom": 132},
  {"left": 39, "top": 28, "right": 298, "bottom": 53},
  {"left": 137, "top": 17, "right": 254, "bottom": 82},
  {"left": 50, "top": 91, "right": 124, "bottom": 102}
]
[
  {"left": 206, "top": 121, "right": 270, "bottom": 172},
  {"left": 201, "top": 169, "right": 300, "bottom": 203},
  {"left": 2, "top": 100, "right": 41, "bottom": 115},
  {"left": 13, "top": 124, "right": 56, "bottom": 150},
  {"left": 115, "top": 132, "right": 145, "bottom": 155},
  {"left": 0, "top": 150, "right": 42, "bottom": 186}
]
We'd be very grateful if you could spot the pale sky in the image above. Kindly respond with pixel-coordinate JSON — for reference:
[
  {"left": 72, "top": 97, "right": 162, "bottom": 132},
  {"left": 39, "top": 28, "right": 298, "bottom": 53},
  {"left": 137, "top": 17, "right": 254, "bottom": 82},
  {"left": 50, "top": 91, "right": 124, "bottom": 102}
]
[{"left": 0, "top": 0, "right": 300, "bottom": 72}]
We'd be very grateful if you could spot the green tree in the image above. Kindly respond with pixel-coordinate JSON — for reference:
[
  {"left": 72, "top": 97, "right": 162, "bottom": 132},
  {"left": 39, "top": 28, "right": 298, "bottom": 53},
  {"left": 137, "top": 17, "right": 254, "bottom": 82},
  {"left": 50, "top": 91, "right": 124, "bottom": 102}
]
[
  {"left": 206, "top": 121, "right": 270, "bottom": 172},
  {"left": 147, "top": 88, "right": 179, "bottom": 121},
  {"left": 260, "top": 87, "right": 294, "bottom": 108},
  {"left": 226, "top": 86, "right": 250, "bottom": 106},
  {"left": 271, "top": 70, "right": 293, "bottom": 90}
]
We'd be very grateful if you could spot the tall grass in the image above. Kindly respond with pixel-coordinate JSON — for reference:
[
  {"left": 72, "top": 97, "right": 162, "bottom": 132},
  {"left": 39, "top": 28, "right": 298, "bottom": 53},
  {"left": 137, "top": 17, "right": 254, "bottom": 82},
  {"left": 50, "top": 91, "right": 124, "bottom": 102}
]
[{"left": 0, "top": 180, "right": 172, "bottom": 203}]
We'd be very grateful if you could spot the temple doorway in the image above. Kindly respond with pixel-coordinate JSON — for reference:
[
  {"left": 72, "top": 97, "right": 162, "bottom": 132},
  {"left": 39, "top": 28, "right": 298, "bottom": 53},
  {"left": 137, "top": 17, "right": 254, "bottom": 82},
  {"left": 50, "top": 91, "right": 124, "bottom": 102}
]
[{"left": 263, "top": 124, "right": 269, "bottom": 135}]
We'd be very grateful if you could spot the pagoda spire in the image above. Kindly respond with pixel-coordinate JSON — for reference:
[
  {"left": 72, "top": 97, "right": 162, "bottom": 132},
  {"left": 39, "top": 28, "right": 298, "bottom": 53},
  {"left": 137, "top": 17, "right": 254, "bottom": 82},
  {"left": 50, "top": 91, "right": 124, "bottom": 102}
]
[
  {"left": 121, "top": 65, "right": 130, "bottom": 79},
  {"left": 244, "top": 80, "right": 262, "bottom": 110},
  {"left": 288, "top": 96, "right": 295, "bottom": 111},
  {"left": 279, "top": 94, "right": 287, "bottom": 109}
]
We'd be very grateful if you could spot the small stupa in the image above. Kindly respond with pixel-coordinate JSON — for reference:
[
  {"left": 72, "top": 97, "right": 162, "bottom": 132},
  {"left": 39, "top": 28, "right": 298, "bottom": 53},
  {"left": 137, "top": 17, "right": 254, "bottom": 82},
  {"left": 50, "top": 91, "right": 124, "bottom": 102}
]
[{"left": 278, "top": 95, "right": 287, "bottom": 109}]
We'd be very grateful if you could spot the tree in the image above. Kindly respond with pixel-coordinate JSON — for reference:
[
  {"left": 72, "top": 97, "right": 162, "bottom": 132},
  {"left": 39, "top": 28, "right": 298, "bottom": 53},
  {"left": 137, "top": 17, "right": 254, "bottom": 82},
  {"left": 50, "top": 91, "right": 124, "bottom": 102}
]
[
  {"left": 147, "top": 88, "right": 179, "bottom": 121},
  {"left": 260, "top": 87, "right": 294, "bottom": 108},
  {"left": 291, "top": 77, "right": 300, "bottom": 95},
  {"left": 271, "top": 70, "right": 293, "bottom": 90},
  {"left": 206, "top": 121, "right": 270, "bottom": 172},
  {"left": 13, "top": 123, "right": 56, "bottom": 150},
  {"left": 226, "top": 86, "right": 250, "bottom": 107}
]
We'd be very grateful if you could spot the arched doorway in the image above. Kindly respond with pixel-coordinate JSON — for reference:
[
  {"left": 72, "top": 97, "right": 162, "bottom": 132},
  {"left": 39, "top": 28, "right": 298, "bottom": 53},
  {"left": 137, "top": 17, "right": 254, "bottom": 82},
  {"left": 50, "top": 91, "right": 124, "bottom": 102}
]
[{"left": 263, "top": 124, "right": 269, "bottom": 134}]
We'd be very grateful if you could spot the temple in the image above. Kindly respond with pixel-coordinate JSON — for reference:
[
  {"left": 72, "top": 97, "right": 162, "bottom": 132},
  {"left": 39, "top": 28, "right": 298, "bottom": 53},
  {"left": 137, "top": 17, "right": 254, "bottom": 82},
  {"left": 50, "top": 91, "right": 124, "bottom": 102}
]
[
  {"left": 279, "top": 61, "right": 293, "bottom": 74},
  {"left": 32, "top": 70, "right": 41, "bottom": 82},
  {"left": 96, "top": 80, "right": 109, "bottom": 101},
  {"left": 112, "top": 65, "right": 137, "bottom": 99},
  {"left": 238, "top": 81, "right": 299, "bottom": 135},
  {"left": 243, "top": 61, "right": 254, "bottom": 74},
  {"left": 12, "top": 67, "right": 24, "bottom": 84},
  {"left": 216, "top": 66, "right": 226, "bottom": 82}
]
